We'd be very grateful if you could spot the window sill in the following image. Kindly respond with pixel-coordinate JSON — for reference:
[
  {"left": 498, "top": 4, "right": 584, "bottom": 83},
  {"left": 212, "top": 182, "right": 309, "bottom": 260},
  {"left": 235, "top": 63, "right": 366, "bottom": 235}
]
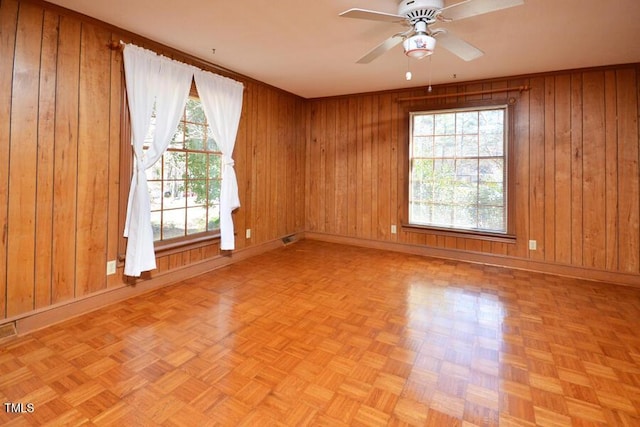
[
  {"left": 117, "top": 232, "right": 223, "bottom": 265},
  {"left": 402, "top": 223, "right": 516, "bottom": 244},
  {"left": 154, "top": 232, "right": 222, "bottom": 256}
]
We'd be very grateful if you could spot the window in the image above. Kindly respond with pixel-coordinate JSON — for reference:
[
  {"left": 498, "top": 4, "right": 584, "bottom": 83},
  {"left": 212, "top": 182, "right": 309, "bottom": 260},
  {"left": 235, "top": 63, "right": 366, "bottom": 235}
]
[
  {"left": 408, "top": 105, "right": 510, "bottom": 235},
  {"left": 145, "top": 96, "right": 222, "bottom": 243}
]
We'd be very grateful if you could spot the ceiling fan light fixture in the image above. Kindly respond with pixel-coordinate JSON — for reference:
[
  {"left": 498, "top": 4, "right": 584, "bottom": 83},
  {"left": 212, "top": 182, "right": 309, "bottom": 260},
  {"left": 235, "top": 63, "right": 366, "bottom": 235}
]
[{"left": 403, "top": 34, "right": 436, "bottom": 59}]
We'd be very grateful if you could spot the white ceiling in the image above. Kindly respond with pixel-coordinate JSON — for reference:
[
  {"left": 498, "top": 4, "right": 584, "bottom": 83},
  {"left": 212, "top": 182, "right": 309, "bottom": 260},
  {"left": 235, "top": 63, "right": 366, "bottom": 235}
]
[{"left": 46, "top": 0, "right": 640, "bottom": 98}]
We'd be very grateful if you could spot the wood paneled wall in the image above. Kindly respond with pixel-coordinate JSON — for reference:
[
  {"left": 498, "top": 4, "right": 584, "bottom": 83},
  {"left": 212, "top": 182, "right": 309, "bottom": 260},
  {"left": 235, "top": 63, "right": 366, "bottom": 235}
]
[
  {"left": 0, "top": 0, "right": 306, "bottom": 321},
  {"left": 2, "top": 0, "right": 639, "bottom": 325},
  {"left": 306, "top": 65, "right": 640, "bottom": 280}
]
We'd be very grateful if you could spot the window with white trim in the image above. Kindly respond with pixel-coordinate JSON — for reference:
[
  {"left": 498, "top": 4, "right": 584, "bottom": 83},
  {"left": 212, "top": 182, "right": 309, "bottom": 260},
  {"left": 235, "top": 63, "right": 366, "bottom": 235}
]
[{"left": 408, "top": 105, "right": 508, "bottom": 234}]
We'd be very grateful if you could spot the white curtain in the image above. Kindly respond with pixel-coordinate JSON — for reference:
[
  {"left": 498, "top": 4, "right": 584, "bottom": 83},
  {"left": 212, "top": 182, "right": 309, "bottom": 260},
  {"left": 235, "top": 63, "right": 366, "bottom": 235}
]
[
  {"left": 122, "top": 44, "right": 195, "bottom": 277},
  {"left": 194, "top": 70, "right": 244, "bottom": 250}
]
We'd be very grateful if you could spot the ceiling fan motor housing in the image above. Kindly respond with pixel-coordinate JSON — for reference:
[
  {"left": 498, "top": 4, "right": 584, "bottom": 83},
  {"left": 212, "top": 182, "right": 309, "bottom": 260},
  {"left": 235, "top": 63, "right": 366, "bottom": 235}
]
[{"left": 398, "top": 0, "right": 444, "bottom": 24}]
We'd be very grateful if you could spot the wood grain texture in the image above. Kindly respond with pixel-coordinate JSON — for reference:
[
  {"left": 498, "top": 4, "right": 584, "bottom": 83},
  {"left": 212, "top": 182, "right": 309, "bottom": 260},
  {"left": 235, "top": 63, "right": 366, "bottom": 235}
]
[
  {"left": 617, "top": 67, "right": 640, "bottom": 273},
  {"left": 34, "top": 9, "right": 59, "bottom": 309},
  {"left": 604, "top": 70, "right": 619, "bottom": 271},
  {"left": 528, "top": 77, "right": 545, "bottom": 261},
  {"left": 543, "top": 75, "right": 555, "bottom": 263},
  {"left": 1, "top": 0, "right": 639, "bottom": 333},
  {"left": 570, "top": 72, "right": 584, "bottom": 266},
  {"left": 305, "top": 65, "right": 640, "bottom": 278},
  {"left": 553, "top": 75, "right": 572, "bottom": 265},
  {"left": 7, "top": 1, "right": 43, "bottom": 316},
  {"left": 0, "top": 0, "right": 20, "bottom": 318},
  {"left": 107, "top": 38, "right": 123, "bottom": 289},
  {"left": 0, "top": 0, "right": 305, "bottom": 322},
  {"left": 582, "top": 71, "right": 606, "bottom": 269},
  {"left": 76, "top": 22, "right": 111, "bottom": 296},
  {"left": 3, "top": 240, "right": 640, "bottom": 426},
  {"left": 51, "top": 14, "right": 80, "bottom": 305}
]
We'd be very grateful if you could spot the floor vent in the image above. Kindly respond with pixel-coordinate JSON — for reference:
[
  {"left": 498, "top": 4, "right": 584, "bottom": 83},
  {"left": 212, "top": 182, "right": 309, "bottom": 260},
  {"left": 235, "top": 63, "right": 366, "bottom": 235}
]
[
  {"left": 282, "top": 234, "right": 297, "bottom": 245},
  {"left": 0, "top": 322, "right": 17, "bottom": 340}
]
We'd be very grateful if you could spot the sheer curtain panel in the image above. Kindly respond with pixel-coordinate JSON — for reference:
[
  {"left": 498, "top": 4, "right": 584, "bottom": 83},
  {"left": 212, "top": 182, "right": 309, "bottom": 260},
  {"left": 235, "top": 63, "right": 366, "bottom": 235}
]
[
  {"left": 193, "top": 70, "right": 244, "bottom": 250},
  {"left": 122, "top": 43, "right": 195, "bottom": 277}
]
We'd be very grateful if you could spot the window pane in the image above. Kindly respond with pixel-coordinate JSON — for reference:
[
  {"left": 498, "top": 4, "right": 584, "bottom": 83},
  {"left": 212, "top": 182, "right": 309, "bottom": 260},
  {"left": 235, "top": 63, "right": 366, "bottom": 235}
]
[
  {"left": 411, "top": 159, "right": 433, "bottom": 181},
  {"left": 434, "top": 113, "right": 455, "bottom": 135},
  {"left": 456, "top": 159, "right": 478, "bottom": 184},
  {"left": 187, "top": 180, "right": 206, "bottom": 207},
  {"left": 459, "top": 135, "right": 479, "bottom": 158},
  {"left": 209, "top": 180, "right": 222, "bottom": 206},
  {"left": 147, "top": 160, "right": 162, "bottom": 181},
  {"left": 149, "top": 181, "right": 162, "bottom": 210},
  {"left": 412, "top": 136, "right": 432, "bottom": 157},
  {"left": 413, "top": 114, "right": 433, "bottom": 135},
  {"left": 433, "top": 159, "right": 455, "bottom": 183},
  {"left": 434, "top": 135, "right": 456, "bottom": 157},
  {"left": 458, "top": 111, "right": 478, "bottom": 135},
  {"left": 479, "top": 132, "right": 503, "bottom": 156},
  {"left": 432, "top": 204, "right": 453, "bottom": 227},
  {"left": 209, "top": 154, "right": 222, "bottom": 179},
  {"left": 454, "top": 205, "right": 477, "bottom": 228},
  {"left": 208, "top": 204, "right": 220, "bottom": 230},
  {"left": 453, "top": 182, "right": 475, "bottom": 205},
  {"left": 410, "top": 201, "right": 430, "bottom": 225},
  {"left": 163, "top": 180, "right": 186, "bottom": 204},
  {"left": 163, "top": 152, "right": 186, "bottom": 180},
  {"left": 186, "top": 98, "right": 206, "bottom": 123},
  {"left": 479, "top": 182, "right": 504, "bottom": 205},
  {"left": 150, "top": 211, "right": 161, "bottom": 241},
  {"left": 434, "top": 185, "right": 454, "bottom": 204},
  {"left": 187, "top": 153, "right": 207, "bottom": 180},
  {"left": 479, "top": 158, "right": 504, "bottom": 182},
  {"left": 479, "top": 110, "right": 504, "bottom": 135},
  {"left": 187, "top": 207, "right": 207, "bottom": 235},
  {"left": 185, "top": 123, "right": 204, "bottom": 150},
  {"left": 478, "top": 207, "right": 504, "bottom": 230},
  {"left": 163, "top": 208, "right": 185, "bottom": 239},
  {"left": 411, "top": 180, "right": 432, "bottom": 202}
]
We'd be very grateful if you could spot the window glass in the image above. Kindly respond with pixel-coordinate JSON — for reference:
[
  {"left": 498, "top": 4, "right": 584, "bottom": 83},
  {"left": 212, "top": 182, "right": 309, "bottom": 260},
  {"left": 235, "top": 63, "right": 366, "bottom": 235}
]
[
  {"left": 146, "top": 96, "right": 222, "bottom": 242},
  {"left": 409, "top": 106, "right": 507, "bottom": 233}
]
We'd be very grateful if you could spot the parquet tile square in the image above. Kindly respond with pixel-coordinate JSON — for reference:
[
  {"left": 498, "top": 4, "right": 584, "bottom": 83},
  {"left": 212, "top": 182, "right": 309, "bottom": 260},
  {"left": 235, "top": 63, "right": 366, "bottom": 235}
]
[{"left": 4, "top": 240, "right": 640, "bottom": 425}]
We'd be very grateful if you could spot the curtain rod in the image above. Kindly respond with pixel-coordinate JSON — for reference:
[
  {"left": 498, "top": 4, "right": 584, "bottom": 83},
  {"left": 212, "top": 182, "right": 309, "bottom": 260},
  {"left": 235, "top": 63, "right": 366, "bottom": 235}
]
[
  {"left": 396, "top": 85, "right": 530, "bottom": 102},
  {"left": 106, "top": 41, "right": 245, "bottom": 88}
]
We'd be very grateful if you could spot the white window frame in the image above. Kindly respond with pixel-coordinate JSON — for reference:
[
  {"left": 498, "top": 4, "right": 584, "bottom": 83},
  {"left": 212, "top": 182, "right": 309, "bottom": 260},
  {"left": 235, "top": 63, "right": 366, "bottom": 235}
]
[{"left": 407, "top": 103, "right": 514, "bottom": 239}]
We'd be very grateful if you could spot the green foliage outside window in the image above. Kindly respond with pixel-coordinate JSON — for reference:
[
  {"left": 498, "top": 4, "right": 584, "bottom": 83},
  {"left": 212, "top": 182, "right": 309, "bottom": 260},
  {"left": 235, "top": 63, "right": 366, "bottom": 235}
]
[{"left": 146, "top": 97, "right": 222, "bottom": 241}]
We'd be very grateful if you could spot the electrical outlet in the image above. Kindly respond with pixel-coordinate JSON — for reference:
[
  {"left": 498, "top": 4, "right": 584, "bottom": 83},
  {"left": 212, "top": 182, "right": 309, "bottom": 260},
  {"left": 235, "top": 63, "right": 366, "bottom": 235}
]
[
  {"left": 528, "top": 240, "right": 537, "bottom": 250},
  {"left": 246, "top": 228, "right": 251, "bottom": 239},
  {"left": 106, "top": 260, "right": 117, "bottom": 275},
  {"left": 391, "top": 224, "right": 397, "bottom": 234}
]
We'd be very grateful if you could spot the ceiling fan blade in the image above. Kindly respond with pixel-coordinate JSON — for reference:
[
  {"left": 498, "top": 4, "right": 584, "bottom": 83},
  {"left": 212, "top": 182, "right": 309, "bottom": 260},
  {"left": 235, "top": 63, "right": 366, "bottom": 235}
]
[
  {"left": 434, "top": 30, "right": 484, "bottom": 61},
  {"left": 440, "top": 0, "right": 524, "bottom": 21},
  {"left": 339, "top": 8, "right": 405, "bottom": 23},
  {"left": 356, "top": 36, "right": 404, "bottom": 64}
]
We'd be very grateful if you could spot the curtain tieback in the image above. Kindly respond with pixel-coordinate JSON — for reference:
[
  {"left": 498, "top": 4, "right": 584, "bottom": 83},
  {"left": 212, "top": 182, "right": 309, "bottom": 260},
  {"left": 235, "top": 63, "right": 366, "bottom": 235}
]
[{"left": 223, "top": 156, "right": 235, "bottom": 167}]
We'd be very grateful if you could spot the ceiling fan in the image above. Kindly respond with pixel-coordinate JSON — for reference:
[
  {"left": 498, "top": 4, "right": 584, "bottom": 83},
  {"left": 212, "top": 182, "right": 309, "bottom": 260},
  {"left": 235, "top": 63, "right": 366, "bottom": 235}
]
[{"left": 339, "top": 0, "right": 524, "bottom": 64}]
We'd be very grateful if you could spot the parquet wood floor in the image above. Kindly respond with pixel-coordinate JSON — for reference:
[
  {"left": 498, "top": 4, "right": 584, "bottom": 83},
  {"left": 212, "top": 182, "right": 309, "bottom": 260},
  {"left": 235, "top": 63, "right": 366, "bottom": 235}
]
[{"left": 3, "top": 240, "right": 640, "bottom": 426}]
